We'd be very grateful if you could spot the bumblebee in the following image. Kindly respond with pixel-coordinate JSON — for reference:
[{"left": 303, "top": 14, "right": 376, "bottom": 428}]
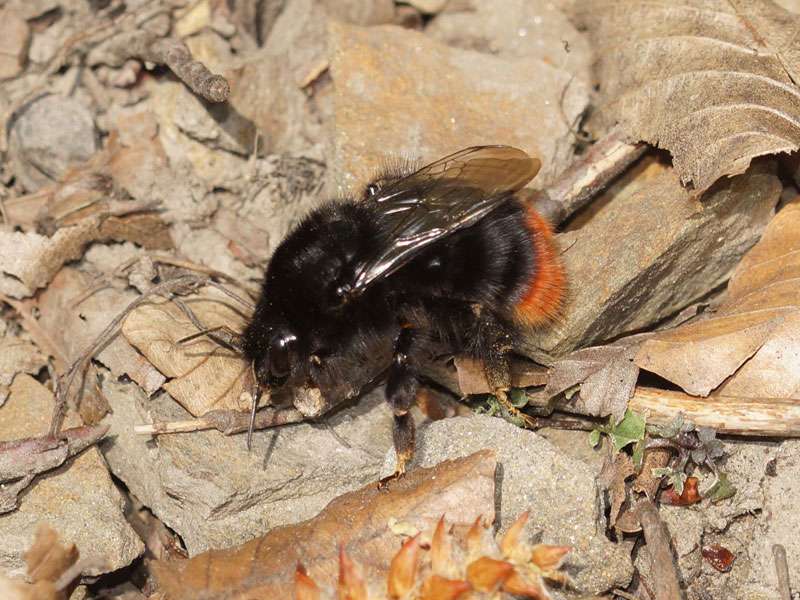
[{"left": 242, "top": 146, "right": 565, "bottom": 478}]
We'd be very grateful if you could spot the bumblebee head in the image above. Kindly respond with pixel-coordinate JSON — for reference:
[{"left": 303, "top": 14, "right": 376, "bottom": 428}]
[{"left": 244, "top": 321, "right": 299, "bottom": 387}]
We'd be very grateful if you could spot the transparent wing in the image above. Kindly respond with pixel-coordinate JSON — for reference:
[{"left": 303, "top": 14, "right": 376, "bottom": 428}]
[{"left": 351, "top": 145, "right": 540, "bottom": 293}]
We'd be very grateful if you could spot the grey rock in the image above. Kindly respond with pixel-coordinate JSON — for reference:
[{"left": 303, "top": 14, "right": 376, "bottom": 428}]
[
  {"left": 519, "top": 160, "right": 781, "bottom": 361},
  {"left": 739, "top": 439, "right": 800, "bottom": 598},
  {"left": 427, "top": 0, "right": 592, "bottom": 85},
  {"left": 0, "top": 375, "right": 143, "bottom": 578},
  {"left": 381, "top": 415, "right": 633, "bottom": 595},
  {"left": 8, "top": 94, "right": 98, "bottom": 191},
  {"left": 101, "top": 379, "right": 394, "bottom": 555},
  {"left": 327, "top": 21, "right": 589, "bottom": 195}
]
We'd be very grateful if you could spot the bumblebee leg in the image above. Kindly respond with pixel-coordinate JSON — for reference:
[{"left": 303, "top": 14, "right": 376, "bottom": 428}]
[
  {"left": 378, "top": 327, "right": 419, "bottom": 488},
  {"left": 478, "top": 310, "right": 537, "bottom": 428}
]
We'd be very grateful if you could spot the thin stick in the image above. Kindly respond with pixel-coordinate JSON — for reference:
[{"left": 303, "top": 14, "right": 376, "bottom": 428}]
[
  {"left": 628, "top": 387, "right": 800, "bottom": 437},
  {"left": 104, "top": 31, "right": 229, "bottom": 102},
  {"left": 530, "top": 126, "right": 646, "bottom": 226},
  {"left": 135, "top": 406, "right": 304, "bottom": 437},
  {"left": 634, "top": 499, "right": 685, "bottom": 600},
  {"left": 773, "top": 544, "right": 792, "bottom": 600}
]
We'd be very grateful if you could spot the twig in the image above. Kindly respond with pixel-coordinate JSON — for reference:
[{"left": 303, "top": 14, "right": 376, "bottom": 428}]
[
  {"left": 628, "top": 387, "right": 800, "bottom": 437},
  {"left": 773, "top": 544, "right": 792, "bottom": 600},
  {"left": 530, "top": 126, "right": 646, "bottom": 226},
  {"left": 135, "top": 406, "right": 306, "bottom": 437},
  {"left": 634, "top": 499, "right": 685, "bottom": 600},
  {"left": 613, "top": 590, "right": 643, "bottom": 600},
  {"left": 0, "top": 423, "right": 109, "bottom": 513},
  {"left": 103, "top": 31, "right": 229, "bottom": 102}
]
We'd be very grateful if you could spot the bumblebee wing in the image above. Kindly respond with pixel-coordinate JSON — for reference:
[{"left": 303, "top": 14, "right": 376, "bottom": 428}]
[{"left": 351, "top": 145, "right": 540, "bottom": 293}]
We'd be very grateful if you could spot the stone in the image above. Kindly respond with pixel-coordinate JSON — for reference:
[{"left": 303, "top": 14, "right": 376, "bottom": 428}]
[
  {"left": 0, "top": 8, "right": 30, "bottom": 80},
  {"left": 101, "top": 379, "right": 395, "bottom": 555},
  {"left": 0, "top": 375, "right": 143, "bottom": 578},
  {"left": 381, "top": 415, "right": 634, "bottom": 594},
  {"left": 426, "top": 0, "right": 591, "bottom": 84},
  {"left": 327, "top": 21, "right": 589, "bottom": 195},
  {"left": 737, "top": 439, "right": 800, "bottom": 598},
  {"left": 519, "top": 159, "right": 781, "bottom": 361},
  {"left": 8, "top": 95, "right": 99, "bottom": 192}
]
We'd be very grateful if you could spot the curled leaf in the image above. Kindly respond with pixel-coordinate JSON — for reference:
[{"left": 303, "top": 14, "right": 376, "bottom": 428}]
[{"left": 574, "top": 0, "right": 800, "bottom": 192}]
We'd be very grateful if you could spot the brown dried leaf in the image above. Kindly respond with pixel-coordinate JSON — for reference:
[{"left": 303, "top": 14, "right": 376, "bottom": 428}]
[
  {"left": 597, "top": 451, "right": 636, "bottom": 527},
  {"left": 636, "top": 198, "right": 800, "bottom": 397},
  {"left": 701, "top": 544, "right": 736, "bottom": 572},
  {"left": 151, "top": 451, "right": 497, "bottom": 600},
  {"left": 0, "top": 337, "right": 46, "bottom": 387},
  {"left": 38, "top": 268, "right": 166, "bottom": 396},
  {"left": 122, "top": 296, "right": 250, "bottom": 415},
  {"left": 575, "top": 0, "right": 800, "bottom": 193},
  {"left": 661, "top": 477, "right": 702, "bottom": 506},
  {"left": 0, "top": 525, "right": 81, "bottom": 600},
  {"left": 544, "top": 335, "right": 647, "bottom": 422},
  {"left": 0, "top": 214, "right": 170, "bottom": 299},
  {"left": 25, "top": 525, "right": 79, "bottom": 586}
]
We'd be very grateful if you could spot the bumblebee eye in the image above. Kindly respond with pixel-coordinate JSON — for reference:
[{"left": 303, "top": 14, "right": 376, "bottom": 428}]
[{"left": 269, "top": 333, "right": 297, "bottom": 378}]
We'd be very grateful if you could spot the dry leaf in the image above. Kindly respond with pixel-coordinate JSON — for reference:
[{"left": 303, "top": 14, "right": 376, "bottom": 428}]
[
  {"left": 151, "top": 451, "right": 497, "bottom": 599},
  {"left": 0, "top": 214, "right": 170, "bottom": 299},
  {"left": 0, "top": 525, "right": 81, "bottom": 600},
  {"left": 37, "top": 268, "right": 166, "bottom": 396},
  {"left": 597, "top": 451, "right": 636, "bottom": 527},
  {"left": 636, "top": 198, "right": 800, "bottom": 398},
  {"left": 701, "top": 544, "right": 736, "bottom": 572},
  {"left": 0, "top": 338, "right": 46, "bottom": 387},
  {"left": 575, "top": 0, "right": 800, "bottom": 193},
  {"left": 661, "top": 477, "right": 702, "bottom": 506},
  {"left": 544, "top": 335, "right": 648, "bottom": 422},
  {"left": 122, "top": 295, "right": 250, "bottom": 416}
]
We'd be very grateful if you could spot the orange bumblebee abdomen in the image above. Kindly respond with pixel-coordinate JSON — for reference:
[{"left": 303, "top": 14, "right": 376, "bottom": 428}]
[{"left": 513, "top": 207, "right": 565, "bottom": 326}]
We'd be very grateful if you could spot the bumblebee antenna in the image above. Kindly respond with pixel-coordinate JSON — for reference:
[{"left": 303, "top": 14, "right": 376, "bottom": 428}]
[{"left": 176, "top": 325, "right": 244, "bottom": 353}]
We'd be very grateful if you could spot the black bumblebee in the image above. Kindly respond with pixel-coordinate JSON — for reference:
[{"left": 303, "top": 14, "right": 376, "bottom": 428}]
[{"left": 242, "top": 146, "right": 564, "bottom": 478}]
